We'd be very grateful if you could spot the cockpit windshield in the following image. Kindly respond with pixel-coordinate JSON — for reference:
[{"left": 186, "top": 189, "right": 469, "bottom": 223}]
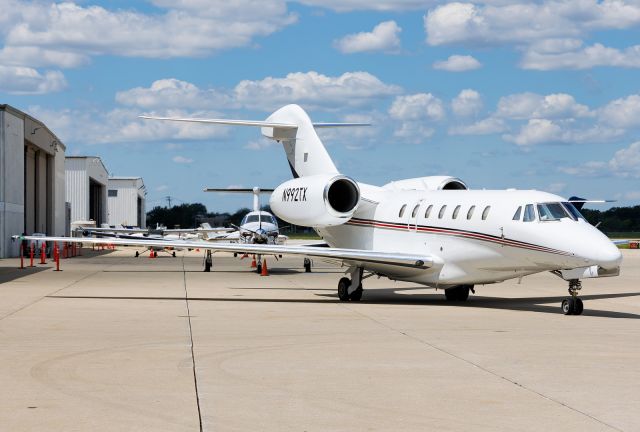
[
  {"left": 243, "top": 214, "right": 276, "bottom": 225},
  {"left": 536, "top": 202, "right": 572, "bottom": 221},
  {"left": 561, "top": 202, "right": 585, "bottom": 221}
]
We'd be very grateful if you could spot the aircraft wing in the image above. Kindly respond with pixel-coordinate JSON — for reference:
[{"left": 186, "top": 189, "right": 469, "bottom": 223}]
[
  {"left": 82, "top": 227, "right": 148, "bottom": 234},
  {"left": 14, "top": 235, "right": 432, "bottom": 269}
]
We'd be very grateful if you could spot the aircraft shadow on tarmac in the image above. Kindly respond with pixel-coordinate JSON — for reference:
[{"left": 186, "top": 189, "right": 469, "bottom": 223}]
[
  {"left": 49, "top": 288, "right": 640, "bottom": 319},
  {"left": 0, "top": 266, "right": 49, "bottom": 283}
]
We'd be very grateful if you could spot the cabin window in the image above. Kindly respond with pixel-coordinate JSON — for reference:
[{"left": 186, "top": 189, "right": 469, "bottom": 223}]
[
  {"left": 482, "top": 205, "right": 491, "bottom": 220},
  {"left": 424, "top": 205, "right": 433, "bottom": 218},
  {"left": 438, "top": 205, "right": 447, "bottom": 219},
  {"left": 452, "top": 205, "right": 461, "bottom": 219},
  {"left": 467, "top": 205, "right": 475, "bottom": 220},
  {"left": 411, "top": 204, "right": 420, "bottom": 218},
  {"left": 523, "top": 204, "right": 535, "bottom": 222},
  {"left": 399, "top": 204, "right": 407, "bottom": 218},
  {"left": 513, "top": 206, "right": 522, "bottom": 221}
]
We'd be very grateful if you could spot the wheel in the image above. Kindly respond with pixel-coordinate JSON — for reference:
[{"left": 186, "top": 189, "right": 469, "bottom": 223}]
[
  {"left": 349, "top": 286, "right": 363, "bottom": 301},
  {"left": 574, "top": 298, "right": 584, "bottom": 315},
  {"left": 135, "top": 251, "right": 139, "bottom": 257},
  {"left": 233, "top": 253, "right": 238, "bottom": 258},
  {"left": 204, "top": 262, "right": 211, "bottom": 272},
  {"left": 561, "top": 298, "right": 577, "bottom": 315},
  {"left": 172, "top": 251, "right": 176, "bottom": 257},
  {"left": 256, "top": 264, "right": 262, "bottom": 274},
  {"left": 444, "top": 286, "right": 469, "bottom": 301},
  {"left": 304, "top": 258, "right": 311, "bottom": 273},
  {"left": 338, "top": 277, "right": 351, "bottom": 301}
]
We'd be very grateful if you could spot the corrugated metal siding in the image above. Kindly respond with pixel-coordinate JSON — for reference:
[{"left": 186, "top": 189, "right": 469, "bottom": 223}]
[
  {"left": 107, "top": 178, "right": 146, "bottom": 227},
  {"left": 65, "top": 158, "right": 89, "bottom": 222}
]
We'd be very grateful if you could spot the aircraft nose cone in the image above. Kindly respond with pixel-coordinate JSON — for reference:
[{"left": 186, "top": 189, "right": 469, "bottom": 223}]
[{"left": 598, "top": 242, "right": 622, "bottom": 270}]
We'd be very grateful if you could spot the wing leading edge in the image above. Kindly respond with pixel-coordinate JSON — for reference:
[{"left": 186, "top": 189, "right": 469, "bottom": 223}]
[{"left": 14, "top": 235, "right": 432, "bottom": 270}]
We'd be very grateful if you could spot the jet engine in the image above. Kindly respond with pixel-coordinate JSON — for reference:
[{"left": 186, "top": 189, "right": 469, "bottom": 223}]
[
  {"left": 270, "top": 174, "right": 360, "bottom": 227},
  {"left": 383, "top": 176, "right": 468, "bottom": 191}
]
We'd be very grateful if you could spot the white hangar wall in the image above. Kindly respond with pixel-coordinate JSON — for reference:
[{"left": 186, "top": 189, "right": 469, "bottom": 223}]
[
  {"left": 107, "top": 177, "right": 146, "bottom": 228},
  {"left": 0, "top": 104, "right": 66, "bottom": 258}
]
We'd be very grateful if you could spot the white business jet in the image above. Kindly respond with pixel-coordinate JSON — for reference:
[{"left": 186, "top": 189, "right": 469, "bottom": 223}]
[{"left": 16, "top": 104, "right": 622, "bottom": 315}]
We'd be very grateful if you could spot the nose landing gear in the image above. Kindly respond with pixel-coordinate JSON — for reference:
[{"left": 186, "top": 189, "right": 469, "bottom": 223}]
[{"left": 562, "top": 279, "right": 584, "bottom": 315}]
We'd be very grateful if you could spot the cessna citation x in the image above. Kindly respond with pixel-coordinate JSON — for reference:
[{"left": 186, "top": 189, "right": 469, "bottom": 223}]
[{"left": 15, "top": 104, "right": 622, "bottom": 315}]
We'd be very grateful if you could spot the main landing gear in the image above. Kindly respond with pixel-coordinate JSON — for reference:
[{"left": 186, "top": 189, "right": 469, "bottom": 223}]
[
  {"left": 204, "top": 250, "right": 213, "bottom": 272},
  {"left": 304, "top": 258, "right": 312, "bottom": 273},
  {"left": 444, "top": 285, "right": 473, "bottom": 301},
  {"left": 562, "top": 279, "right": 584, "bottom": 315},
  {"left": 337, "top": 267, "right": 364, "bottom": 302}
]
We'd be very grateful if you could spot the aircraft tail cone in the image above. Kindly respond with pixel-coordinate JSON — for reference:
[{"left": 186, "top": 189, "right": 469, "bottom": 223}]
[{"left": 260, "top": 258, "right": 269, "bottom": 276}]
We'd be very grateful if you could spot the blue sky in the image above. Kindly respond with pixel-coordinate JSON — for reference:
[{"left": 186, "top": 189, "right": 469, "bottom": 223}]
[{"left": 1, "top": 0, "right": 639, "bottom": 212}]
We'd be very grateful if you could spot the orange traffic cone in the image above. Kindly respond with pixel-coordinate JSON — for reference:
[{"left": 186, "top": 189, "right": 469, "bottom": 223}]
[
  {"left": 260, "top": 258, "right": 269, "bottom": 276},
  {"left": 250, "top": 256, "right": 257, "bottom": 268}
]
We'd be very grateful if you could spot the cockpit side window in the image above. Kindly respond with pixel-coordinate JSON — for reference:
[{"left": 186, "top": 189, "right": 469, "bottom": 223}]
[
  {"left": 562, "top": 202, "right": 584, "bottom": 221},
  {"left": 523, "top": 204, "right": 535, "bottom": 222},
  {"left": 513, "top": 206, "right": 522, "bottom": 221}
]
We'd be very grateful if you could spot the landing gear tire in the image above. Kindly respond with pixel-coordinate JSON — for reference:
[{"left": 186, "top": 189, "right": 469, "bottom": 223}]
[
  {"left": 445, "top": 285, "right": 471, "bottom": 302},
  {"left": 135, "top": 251, "right": 139, "bottom": 257},
  {"left": 562, "top": 297, "right": 584, "bottom": 315},
  {"left": 256, "top": 264, "right": 262, "bottom": 274},
  {"left": 304, "top": 258, "right": 312, "bottom": 273},
  {"left": 338, "top": 277, "right": 351, "bottom": 301},
  {"left": 204, "top": 261, "right": 211, "bottom": 272},
  {"left": 172, "top": 251, "right": 176, "bottom": 257}
]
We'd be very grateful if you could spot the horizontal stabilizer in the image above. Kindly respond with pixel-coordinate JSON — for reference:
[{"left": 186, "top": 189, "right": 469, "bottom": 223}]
[
  {"left": 204, "top": 188, "right": 275, "bottom": 193},
  {"left": 139, "top": 116, "right": 369, "bottom": 129},
  {"left": 139, "top": 115, "right": 298, "bottom": 129}
]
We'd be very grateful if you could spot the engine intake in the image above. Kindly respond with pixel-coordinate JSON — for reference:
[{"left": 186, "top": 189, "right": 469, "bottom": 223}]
[{"left": 270, "top": 174, "right": 360, "bottom": 227}]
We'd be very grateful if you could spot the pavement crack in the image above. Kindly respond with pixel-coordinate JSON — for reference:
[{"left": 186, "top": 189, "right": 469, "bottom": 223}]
[
  {"left": 342, "top": 304, "right": 624, "bottom": 432},
  {"left": 181, "top": 256, "right": 203, "bottom": 432}
]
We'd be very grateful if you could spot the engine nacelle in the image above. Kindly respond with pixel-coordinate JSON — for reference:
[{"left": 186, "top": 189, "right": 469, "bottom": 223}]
[
  {"left": 270, "top": 174, "right": 360, "bottom": 227},
  {"left": 383, "top": 176, "right": 468, "bottom": 191}
]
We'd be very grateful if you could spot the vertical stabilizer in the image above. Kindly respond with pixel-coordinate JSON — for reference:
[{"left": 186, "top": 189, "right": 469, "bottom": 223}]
[{"left": 261, "top": 105, "right": 339, "bottom": 178}]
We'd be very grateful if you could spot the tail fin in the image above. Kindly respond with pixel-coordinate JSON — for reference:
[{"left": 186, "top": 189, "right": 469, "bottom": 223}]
[
  {"left": 140, "top": 104, "right": 368, "bottom": 178},
  {"left": 262, "top": 104, "right": 338, "bottom": 178}
]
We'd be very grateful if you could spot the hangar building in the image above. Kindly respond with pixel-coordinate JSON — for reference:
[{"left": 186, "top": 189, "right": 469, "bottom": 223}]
[
  {"left": 107, "top": 177, "right": 147, "bottom": 228},
  {"left": 65, "top": 156, "right": 108, "bottom": 227},
  {"left": 0, "top": 105, "right": 67, "bottom": 258}
]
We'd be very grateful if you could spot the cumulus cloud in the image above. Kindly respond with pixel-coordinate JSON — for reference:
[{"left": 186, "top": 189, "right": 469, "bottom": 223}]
[
  {"left": 0, "top": 0, "right": 296, "bottom": 93},
  {"left": 389, "top": 93, "right": 445, "bottom": 143},
  {"left": 116, "top": 79, "right": 230, "bottom": 110},
  {"left": 433, "top": 55, "right": 481, "bottom": 72},
  {"left": 423, "top": 1, "right": 640, "bottom": 71},
  {"left": 424, "top": 1, "right": 640, "bottom": 47},
  {"left": 522, "top": 43, "right": 640, "bottom": 70},
  {"left": 599, "top": 94, "right": 640, "bottom": 129},
  {"left": 297, "top": 0, "right": 431, "bottom": 12},
  {"left": 449, "top": 117, "right": 505, "bottom": 135},
  {"left": 334, "top": 21, "right": 401, "bottom": 54},
  {"left": 172, "top": 155, "right": 194, "bottom": 164},
  {"left": 504, "top": 119, "right": 623, "bottom": 147},
  {"left": 558, "top": 141, "right": 640, "bottom": 179},
  {"left": 451, "top": 89, "right": 482, "bottom": 117},
  {"left": 496, "top": 93, "right": 591, "bottom": 119},
  {"left": 0, "top": 65, "right": 66, "bottom": 94},
  {"left": 234, "top": 71, "right": 402, "bottom": 110}
]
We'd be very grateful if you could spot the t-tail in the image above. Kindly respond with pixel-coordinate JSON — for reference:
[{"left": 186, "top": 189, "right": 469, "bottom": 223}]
[{"left": 139, "top": 104, "right": 368, "bottom": 179}]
